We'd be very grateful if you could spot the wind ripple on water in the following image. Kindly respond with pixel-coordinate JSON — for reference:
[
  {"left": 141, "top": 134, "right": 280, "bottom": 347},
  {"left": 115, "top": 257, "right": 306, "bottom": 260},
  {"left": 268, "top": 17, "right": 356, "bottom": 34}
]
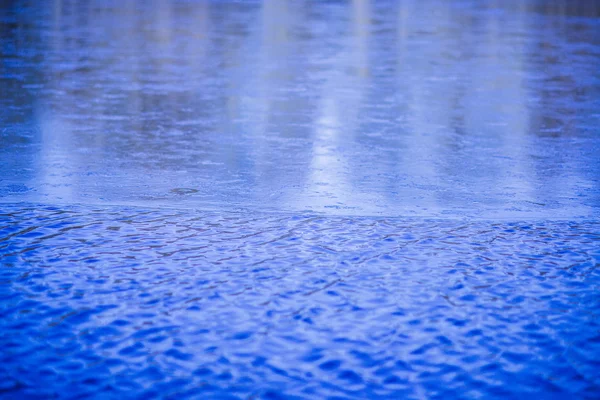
[{"left": 0, "top": 204, "right": 599, "bottom": 399}]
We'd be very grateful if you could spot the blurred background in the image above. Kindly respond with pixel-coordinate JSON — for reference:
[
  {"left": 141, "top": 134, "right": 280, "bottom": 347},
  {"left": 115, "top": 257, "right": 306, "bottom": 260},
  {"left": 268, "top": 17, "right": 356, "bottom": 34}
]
[{"left": 1, "top": 0, "right": 599, "bottom": 217}]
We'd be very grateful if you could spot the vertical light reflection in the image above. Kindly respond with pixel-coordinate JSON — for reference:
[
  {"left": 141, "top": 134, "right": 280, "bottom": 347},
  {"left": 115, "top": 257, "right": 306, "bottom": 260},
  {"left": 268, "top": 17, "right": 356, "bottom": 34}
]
[
  {"left": 394, "top": 0, "right": 454, "bottom": 213},
  {"left": 303, "top": 0, "right": 374, "bottom": 211},
  {"left": 252, "top": 0, "right": 291, "bottom": 169},
  {"left": 459, "top": 0, "right": 534, "bottom": 211},
  {"left": 488, "top": 0, "right": 533, "bottom": 210},
  {"left": 37, "top": 0, "right": 83, "bottom": 202},
  {"left": 353, "top": 0, "right": 370, "bottom": 78}
]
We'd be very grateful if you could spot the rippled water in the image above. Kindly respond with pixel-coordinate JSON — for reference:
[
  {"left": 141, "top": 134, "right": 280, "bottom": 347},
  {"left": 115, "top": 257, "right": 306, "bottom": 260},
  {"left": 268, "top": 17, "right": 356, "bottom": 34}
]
[
  {"left": 1, "top": 0, "right": 600, "bottom": 399},
  {"left": 2, "top": 204, "right": 599, "bottom": 398}
]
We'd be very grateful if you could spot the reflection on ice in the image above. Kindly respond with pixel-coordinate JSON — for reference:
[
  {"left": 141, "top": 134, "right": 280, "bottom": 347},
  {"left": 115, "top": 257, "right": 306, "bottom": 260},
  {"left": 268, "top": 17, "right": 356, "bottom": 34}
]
[{"left": 0, "top": 0, "right": 599, "bottom": 217}]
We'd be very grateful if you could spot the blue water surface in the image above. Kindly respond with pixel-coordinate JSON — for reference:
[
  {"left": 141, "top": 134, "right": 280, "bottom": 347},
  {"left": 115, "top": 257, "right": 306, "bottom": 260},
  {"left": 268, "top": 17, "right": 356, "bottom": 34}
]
[
  {"left": 2, "top": 205, "right": 600, "bottom": 399},
  {"left": 1, "top": 0, "right": 600, "bottom": 399}
]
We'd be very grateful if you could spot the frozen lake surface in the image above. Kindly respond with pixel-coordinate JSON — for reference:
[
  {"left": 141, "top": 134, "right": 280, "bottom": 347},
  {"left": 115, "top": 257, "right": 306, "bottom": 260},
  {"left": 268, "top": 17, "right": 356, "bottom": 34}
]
[{"left": 1, "top": 0, "right": 600, "bottom": 398}]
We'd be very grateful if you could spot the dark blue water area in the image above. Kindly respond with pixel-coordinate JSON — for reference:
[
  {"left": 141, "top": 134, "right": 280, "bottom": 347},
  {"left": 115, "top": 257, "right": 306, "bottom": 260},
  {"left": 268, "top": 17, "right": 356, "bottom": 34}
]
[
  {"left": 2, "top": 0, "right": 600, "bottom": 399},
  {"left": 1, "top": 204, "right": 599, "bottom": 399}
]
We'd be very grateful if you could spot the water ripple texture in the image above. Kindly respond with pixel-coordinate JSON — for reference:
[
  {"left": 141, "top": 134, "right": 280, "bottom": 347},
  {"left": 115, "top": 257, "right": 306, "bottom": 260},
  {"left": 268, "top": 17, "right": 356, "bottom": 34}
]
[
  {"left": 1, "top": 204, "right": 599, "bottom": 399},
  {"left": 2, "top": 0, "right": 600, "bottom": 399}
]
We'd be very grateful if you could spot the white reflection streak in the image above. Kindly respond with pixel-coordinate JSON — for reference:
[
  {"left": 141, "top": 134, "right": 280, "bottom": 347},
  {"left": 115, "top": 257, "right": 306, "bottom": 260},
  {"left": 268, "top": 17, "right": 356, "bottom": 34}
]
[
  {"left": 37, "top": 1, "right": 74, "bottom": 202},
  {"left": 306, "top": 0, "right": 371, "bottom": 210},
  {"left": 253, "top": 0, "right": 290, "bottom": 168},
  {"left": 490, "top": 0, "right": 534, "bottom": 208},
  {"left": 396, "top": 0, "right": 445, "bottom": 211},
  {"left": 463, "top": 0, "right": 534, "bottom": 207}
]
